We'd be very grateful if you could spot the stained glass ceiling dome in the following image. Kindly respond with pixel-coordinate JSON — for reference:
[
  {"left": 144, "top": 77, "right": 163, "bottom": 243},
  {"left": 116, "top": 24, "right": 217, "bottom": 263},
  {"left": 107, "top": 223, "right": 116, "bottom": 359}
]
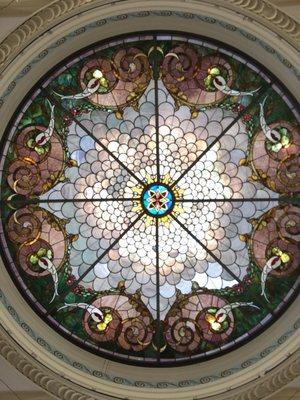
[{"left": 0, "top": 32, "right": 299, "bottom": 366}]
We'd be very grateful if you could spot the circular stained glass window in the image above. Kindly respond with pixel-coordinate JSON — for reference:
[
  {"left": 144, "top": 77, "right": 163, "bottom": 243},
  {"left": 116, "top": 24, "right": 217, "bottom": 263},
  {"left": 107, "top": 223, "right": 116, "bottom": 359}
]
[{"left": 0, "top": 33, "right": 299, "bottom": 366}]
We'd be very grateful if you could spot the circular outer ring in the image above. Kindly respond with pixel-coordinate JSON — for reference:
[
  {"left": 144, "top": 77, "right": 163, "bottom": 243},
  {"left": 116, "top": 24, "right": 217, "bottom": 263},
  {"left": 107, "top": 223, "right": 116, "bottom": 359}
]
[{"left": 0, "top": 1, "right": 299, "bottom": 399}]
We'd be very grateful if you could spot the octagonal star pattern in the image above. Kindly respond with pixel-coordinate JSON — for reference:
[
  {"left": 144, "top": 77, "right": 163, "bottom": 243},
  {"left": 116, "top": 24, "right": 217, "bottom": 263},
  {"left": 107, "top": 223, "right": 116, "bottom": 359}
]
[
  {"left": 41, "top": 81, "right": 277, "bottom": 317},
  {"left": 1, "top": 34, "right": 299, "bottom": 365}
]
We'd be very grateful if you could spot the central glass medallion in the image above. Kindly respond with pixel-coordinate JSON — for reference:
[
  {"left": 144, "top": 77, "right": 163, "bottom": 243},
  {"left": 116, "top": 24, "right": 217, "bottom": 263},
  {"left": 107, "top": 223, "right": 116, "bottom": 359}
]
[{"left": 141, "top": 183, "right": 175, "bottom": 217}]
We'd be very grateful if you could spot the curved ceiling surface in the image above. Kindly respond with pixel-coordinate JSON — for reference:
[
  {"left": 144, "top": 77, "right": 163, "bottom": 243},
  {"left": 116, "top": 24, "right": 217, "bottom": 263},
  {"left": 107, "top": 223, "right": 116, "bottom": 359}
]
[{"left": 0, "top": 32, "right": 299, "bottom": 366}]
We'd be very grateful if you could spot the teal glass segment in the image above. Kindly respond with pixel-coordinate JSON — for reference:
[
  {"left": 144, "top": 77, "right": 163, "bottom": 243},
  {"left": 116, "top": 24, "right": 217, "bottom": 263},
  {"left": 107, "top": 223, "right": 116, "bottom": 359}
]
[{"left": 142, "top": 184, "right": 174, "bottom": 216}]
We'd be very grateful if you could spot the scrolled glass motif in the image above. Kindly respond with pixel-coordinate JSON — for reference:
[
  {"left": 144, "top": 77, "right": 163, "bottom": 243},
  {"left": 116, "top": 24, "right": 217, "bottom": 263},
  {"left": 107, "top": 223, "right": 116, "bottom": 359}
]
[{"left": 0, "top": 34, "right": 299, "bottom": 365}]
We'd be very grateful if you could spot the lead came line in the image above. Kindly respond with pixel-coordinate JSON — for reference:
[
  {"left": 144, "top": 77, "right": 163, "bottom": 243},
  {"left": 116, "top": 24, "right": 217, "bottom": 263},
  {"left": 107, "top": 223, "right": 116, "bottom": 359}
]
[
  {"left": 45, "top": 90, "right": 146, "bottom": 188},
  {"left": 153, "top": 36, "right": 161, "bottom": 363},
  {"left": 155, "top": 217, "right": 160, "bottom": 362},
  {"left": 0, "top": 197, "right": 140, "bottom": 207},
  {"left": 47, "top": 212, "right": 145, "bottom": 316},
  {"left": 171, "top": 213, "right": 276, "bottom": 315},
  {"left": 154, "top": 43, "right": 161, "bottom": 182},
  {"left": 171, "top": 214, "right": 243, "bottom": 283},
  {"left": 170, "top": 84, "right": 271, "bottom": 189},
  {"left": 175, "top": 197, "right": 298, "bottom": 204}
]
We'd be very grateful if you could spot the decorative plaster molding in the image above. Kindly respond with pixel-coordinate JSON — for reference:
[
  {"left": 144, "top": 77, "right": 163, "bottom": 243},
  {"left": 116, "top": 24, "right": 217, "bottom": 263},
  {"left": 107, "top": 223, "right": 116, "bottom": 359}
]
[
  {"left": 0, "top": 324, "right": 299, "bottom": 400},
  {"left": 0, "top": 0, "right": 91, "bottom": 69},
  {"left": 226, "top": 0, "right": 300, "bottom": 39},
  {"left": 0, "top": 326, "right": 99, "bottom": 400},
  {"left": 0, "top": 0, "right": 299, "bottom": 73},
  {"left": 223, "top": 355, "right": 300, "bottom": 400},
  {"left": 1, "top": 287, "right": 298, "bottom": 391},
  {"left": 0, "top": 392, "right": 53, "bottom": 400},
  {"left": 0, "top": 10, "right": 299, "bottom": 111}
]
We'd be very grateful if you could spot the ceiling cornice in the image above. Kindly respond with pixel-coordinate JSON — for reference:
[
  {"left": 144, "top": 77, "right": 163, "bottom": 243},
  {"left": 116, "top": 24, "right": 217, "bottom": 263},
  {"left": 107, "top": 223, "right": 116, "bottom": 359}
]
[
  {"left": 270, "top": 0, "right": 300, "bottom": 5},
  {"left": 0, "top": 323, "right": 299, "bottom": 400},
  {"left": 0, "top": 0, "right": 299, "bottom": 74},
  {"left": 0, "top": 1, "right": 299, "bottom": 399}
]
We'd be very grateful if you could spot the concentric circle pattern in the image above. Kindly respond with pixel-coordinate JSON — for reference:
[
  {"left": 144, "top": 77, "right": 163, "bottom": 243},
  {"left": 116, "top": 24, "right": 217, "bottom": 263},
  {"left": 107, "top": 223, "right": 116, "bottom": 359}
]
[{"left": 0, "top": 33, "right": 299, "bottom": 365}]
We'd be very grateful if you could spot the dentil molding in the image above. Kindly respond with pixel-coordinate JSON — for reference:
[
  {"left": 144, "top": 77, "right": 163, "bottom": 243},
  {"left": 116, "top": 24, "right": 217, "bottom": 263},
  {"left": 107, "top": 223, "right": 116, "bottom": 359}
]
[
  {"left": 0, "top": 0, "right": 299, "bottom": 73},
  {"left": 0, "top": 324, "right": 299, "bottom": 400}
]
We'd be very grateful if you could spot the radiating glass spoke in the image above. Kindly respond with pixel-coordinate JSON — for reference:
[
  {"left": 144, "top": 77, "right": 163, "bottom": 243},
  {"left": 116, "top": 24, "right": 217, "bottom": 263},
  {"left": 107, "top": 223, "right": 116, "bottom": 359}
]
[
  {"left": 47, "top": 211, "right": 145, "bottom": 316},
  {"left": 1, "top": 197, "right": 140, "bottom": 207},
  {"left": 155, "top": 217, "right": 160, "bottom": 362},
  {"left": 171, "top": 213, "right": 242, "bottom": 283},
  {"left": 46, "top": 90, "right": 146, "bottom": 188},
  {"left": 153, "top": 41, "right": 161, "bottom": 183},
  {"left": 171, "top": 213, "right": 275, "bottom": 314},
  {"left": 170, "top": 84, "right": 270, "bottom": 189},
  {"left": 175, "top": 197, "right": 298, "bottom": 204}
]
